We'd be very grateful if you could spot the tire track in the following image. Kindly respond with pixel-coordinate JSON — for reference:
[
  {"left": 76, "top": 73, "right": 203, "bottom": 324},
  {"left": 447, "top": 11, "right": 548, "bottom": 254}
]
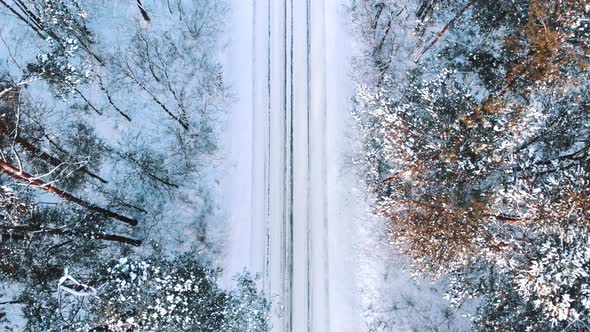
[
  {"left": 263, "top": 0, "right": 272, "bottom": 300},
  {"left": 287, "top": 0, "right": 294, "bottom": 330},
  {"left": 228, "top": 0, "right": 356, "bottom": 330},
  {"left": 305, "top": 0, "right": 313, "bottom": 329},
  {"left": 319, "top": 1, "right": 330, "bottom": 330},
  {"left": 268, "top": 1, "right": 330, "bottom": 330}
]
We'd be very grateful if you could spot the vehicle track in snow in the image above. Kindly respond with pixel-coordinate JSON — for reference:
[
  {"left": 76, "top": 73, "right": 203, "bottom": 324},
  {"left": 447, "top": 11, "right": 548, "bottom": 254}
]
[
  {"left": 266, "top": 0, "right": 331, "bottom": 330},
  {"left": 225, "top": 0, "right": 357, "bottom": 330}
]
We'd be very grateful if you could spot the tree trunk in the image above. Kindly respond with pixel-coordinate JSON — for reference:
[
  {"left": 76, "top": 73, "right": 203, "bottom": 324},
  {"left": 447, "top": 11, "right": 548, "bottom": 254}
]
[
  {"left": 0, "top": 161, "right": 138, "bottom": 226},
  {"left": 416, "top": 0, "right": 437, "bottom": 22},
  {"left": 498, "top": 52, "right": 537, "bottom": 97},
  {"left": 0, "top": 118, "right": 108, "bottom": 184},
  {"left": 137, "top": 0, "right": 151, "bottom": 22},
  {"left": 0, "top": 0, "right": 45, "bottom": 39},
  {"left": 98, "top": 79, "right": 132, "bottom": 121},
  {"left": 0, "top": 225, "right": 141, "bottom": 246},
  {"left": 0, "top": 0, "right": 102, "bottom": 63},
  {"left": 120, "top": 61, "right": 190, "bottom": 130},
  {"left": 414, "top": 0, "right": 476, "bottom": 63}
]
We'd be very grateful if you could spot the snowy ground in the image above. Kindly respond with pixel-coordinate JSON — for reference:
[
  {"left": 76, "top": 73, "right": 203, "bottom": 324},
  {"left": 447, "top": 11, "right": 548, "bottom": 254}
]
[
  {"left": 220, "top": 1, "right": 470, "bottom": 331},
  {"left": 221, "top": 0, "right": 361, "bottom": 330}
]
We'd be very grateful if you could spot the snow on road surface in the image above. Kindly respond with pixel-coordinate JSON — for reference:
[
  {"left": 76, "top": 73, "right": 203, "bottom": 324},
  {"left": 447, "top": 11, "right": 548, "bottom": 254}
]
[{"left": 222, "top": 0, "right": 361, "bottom": 331}]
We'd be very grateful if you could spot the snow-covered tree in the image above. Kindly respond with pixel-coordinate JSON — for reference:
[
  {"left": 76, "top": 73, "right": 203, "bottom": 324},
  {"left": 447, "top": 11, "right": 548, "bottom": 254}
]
[
  {"left": 97, "top": 257, "right": 269, "bottom": 332},
  {"left": 22, "top": 255, "right": 269, "bottom": 331},
  {"left": 0, "top": 0, "right": 243, "bottom": 329},
  {"left": 0, "top": 0, "right": 97, "bottom": 94},
  {"left": 354, "top": 0, "right": 590, "bottom": 270},
  {"left": 445, "top": 225, "right": 590, "bottom": 331},
  {"left": 353, "top": 0, "right": 590, "bottom": 329}
]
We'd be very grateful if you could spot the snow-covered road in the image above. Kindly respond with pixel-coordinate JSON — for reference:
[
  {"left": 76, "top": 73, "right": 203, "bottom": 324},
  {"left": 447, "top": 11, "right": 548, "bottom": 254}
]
[{"left": 223, "top": 0, "right": 359, "bottom": 331}]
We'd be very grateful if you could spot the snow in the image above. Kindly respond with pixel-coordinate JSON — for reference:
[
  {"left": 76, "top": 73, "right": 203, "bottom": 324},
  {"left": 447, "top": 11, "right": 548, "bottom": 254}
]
[
  {"left": 220, "top": 0, "right": 264, "bottom": 283},
  {"left": 220, "top": 0, "right": 367, "bottom": 330},
  {"left": 220, "top": 0, "right": 363, "bottom": 330},
  {"left": 221, "top": 1, "right": 475, "bottom": 331},
  {"left": 0, "top": 284, "right": 24, "bottom": 331}
]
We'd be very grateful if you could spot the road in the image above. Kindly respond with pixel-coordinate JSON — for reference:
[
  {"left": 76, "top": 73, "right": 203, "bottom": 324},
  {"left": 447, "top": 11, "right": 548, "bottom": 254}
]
[{"left": 223, "top": 0, "right": 359, "bottom": 331}]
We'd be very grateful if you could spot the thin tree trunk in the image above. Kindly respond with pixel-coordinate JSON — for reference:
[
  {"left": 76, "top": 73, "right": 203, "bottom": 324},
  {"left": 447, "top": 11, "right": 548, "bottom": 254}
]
[
  {"left": 14, "top": 0, "right": 103, "bottom": 65},
  {"left": 137, "top": 0, "right": 151, "bottom": 22},
  {"left": 13, "top": 0, "right": 44, "bottom": 31},
  {"left": 98, "top": 79, "right": 132, "bottom": 121},
  {"left": 0, "top": 161, "right": 137, "bottom": 226},
  {"left": 497, "top": 52, "right": 537, "bottom": 97},
  {"left": 501, "top": 52, "right": 535, "bottom": 85},
  {"left": 488, "top": 214, "right": 523, "bottom": 224},
  {"left": 414, "top": 0, "right": 476, "bottom": 63},
  {"left": 382, "top": 172, "right": 402, "bottom": 185},
  {"left": 416, "top": 0, "right": 437, "bottom": 22},
  {"left": 0, "top": 0, "right": 45, "bottom": 39},
  {"left": 0, "top": 119, "right": 108, "bottom": 184},
  {"left": 98, "top": 189, "right": 148, "bottom": 214},
  {"left": 74, "top": 89, "right": 102, "bottom": 115},
  {"left": 124, "top": 153, "right": 179, "bottom": 189},
  {"left": 375, "top": 15, "right": 393, "bottom": 59},
  {"left": 498, "top": 77, "right": 517, "bottom": 97},
  {"left": 139, "top": 82, "right": 189, "bottom": 130},
  {"left": 0, "top": 0, "right": 102, "bottom": 64},
  {"left": 0, "top": 225, "right": 141, "bottom": 246},
  {"left": 372, "top": 3, "right": 385, "bottom": 30},
  {"left": 120, "top": 61, "right": 190, "bottom": 130},
  {"left": 147, "top": 172, "right": 179, "bottom": 188},
  {"left": 140, "top": 84, "right": 189, "bottom": 130}
]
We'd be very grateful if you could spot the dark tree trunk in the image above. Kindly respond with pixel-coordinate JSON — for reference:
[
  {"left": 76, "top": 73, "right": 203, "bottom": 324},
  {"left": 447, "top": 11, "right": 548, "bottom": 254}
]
[
  {"left": 137, "top": 0, "right": 151, "bottom": 22},
  {"left": 0, "top": 161, "right": 138, "bottom": 226},
  {"left": 0, "top": 225, "right": 142, "bottom": 246},
  {"left": 415, "top": 0, "right": 476, "bottom": 63},
  {"left": 0, "top": 118, "right": 109, "bottom": 184}
]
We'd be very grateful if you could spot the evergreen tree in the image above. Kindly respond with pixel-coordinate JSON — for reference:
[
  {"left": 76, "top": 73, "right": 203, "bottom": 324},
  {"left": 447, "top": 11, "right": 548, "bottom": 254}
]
[
  {"left": 22, "top": 255, "right": 269, "bottom": 332},
  {"left": 353, "top": 0, "right": 590, "bottom": 328},
  {"left": 0, "top": 0, "right": 235, "bottom": 329}
]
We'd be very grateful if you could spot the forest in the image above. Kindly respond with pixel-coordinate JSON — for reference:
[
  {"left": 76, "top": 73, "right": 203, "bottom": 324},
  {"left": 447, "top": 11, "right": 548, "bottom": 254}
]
[
  {"left": 352, "top": 0, "right": 590, "bottom": 330},
  {"left": 0, "top": 0, "right": 268, "bottom": 330},
  {"left": 1, "top": 0, "right": 589, "bottom": 331}
]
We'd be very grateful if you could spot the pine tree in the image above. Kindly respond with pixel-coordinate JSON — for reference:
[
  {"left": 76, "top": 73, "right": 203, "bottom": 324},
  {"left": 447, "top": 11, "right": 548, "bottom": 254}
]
[
  {"left": 21, "top": 255, "right": 270, "bottom": 332},
  {"left": 353, "top": 0, "right": 590, "bottom": 328}
]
